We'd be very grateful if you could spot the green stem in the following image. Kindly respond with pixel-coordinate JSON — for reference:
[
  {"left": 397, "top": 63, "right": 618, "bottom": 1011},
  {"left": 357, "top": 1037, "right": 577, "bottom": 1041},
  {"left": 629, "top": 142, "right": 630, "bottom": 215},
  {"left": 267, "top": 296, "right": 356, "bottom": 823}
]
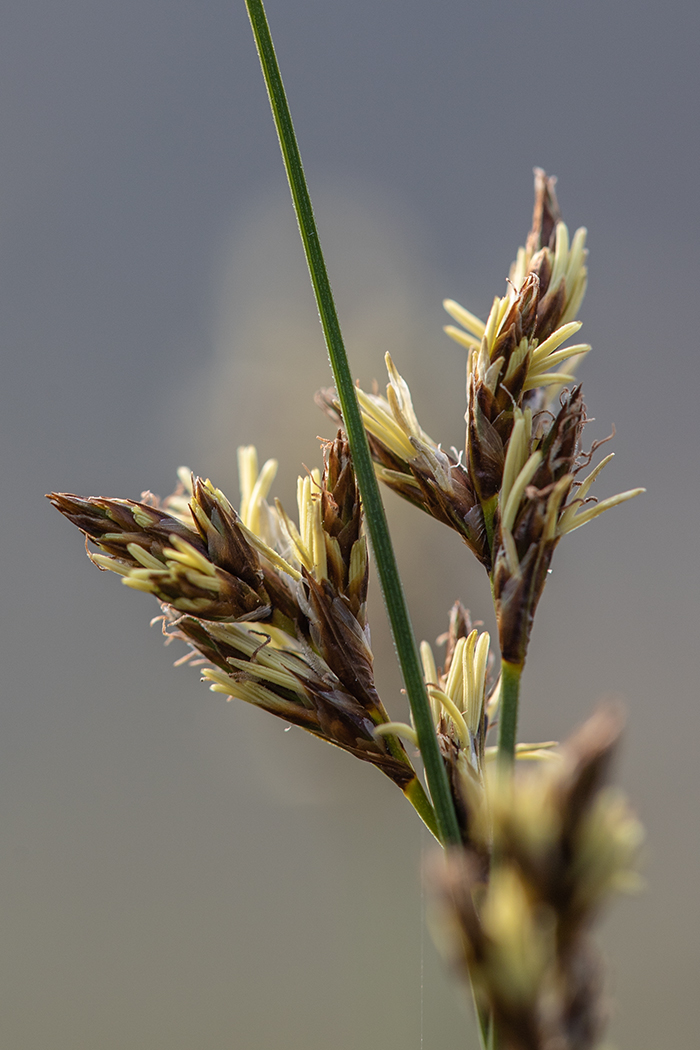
[
  {"left": 496, "top": 659, "right": 523, "bottom": 764},
  {"left": 244, "top": 0, "right": 461, "bottom": 846}
]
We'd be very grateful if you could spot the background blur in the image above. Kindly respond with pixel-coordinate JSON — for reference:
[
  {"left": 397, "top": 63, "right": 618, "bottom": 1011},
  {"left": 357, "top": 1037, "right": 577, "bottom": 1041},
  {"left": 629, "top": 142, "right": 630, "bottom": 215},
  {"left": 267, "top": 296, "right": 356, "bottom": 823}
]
[{"left": 2, "top": 1, "right": 699, "bottom": 1047}]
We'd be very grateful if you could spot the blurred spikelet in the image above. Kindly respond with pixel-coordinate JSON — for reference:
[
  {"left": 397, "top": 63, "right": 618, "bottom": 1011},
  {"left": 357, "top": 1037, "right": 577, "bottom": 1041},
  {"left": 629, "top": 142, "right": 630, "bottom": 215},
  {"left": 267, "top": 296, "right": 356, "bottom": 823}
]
[{"left": 427, "top": 707, "right": 643, "bottom": 1050}]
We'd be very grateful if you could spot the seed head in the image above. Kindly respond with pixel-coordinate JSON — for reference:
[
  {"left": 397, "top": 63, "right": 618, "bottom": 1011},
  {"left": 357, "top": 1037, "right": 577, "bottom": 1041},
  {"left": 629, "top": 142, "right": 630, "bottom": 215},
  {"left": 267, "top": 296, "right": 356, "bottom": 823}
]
[
  {"left": 320, "top": 170, "right": 641, "bottom": 638},
  {"left": 48, "top": 434, "right": 420, "bottom": 792}
]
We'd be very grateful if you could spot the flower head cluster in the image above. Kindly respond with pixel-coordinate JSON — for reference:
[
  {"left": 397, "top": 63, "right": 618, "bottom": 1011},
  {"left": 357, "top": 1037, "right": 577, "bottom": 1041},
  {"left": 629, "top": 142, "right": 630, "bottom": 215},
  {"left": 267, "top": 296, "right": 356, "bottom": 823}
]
[
  {"left": 319, "top": 170, "right": 643, "bottom": 666},
  {"left": 377, "top": 601, "right": 557, "bottom": 844},
  {"left": 428, "top": 707, "right": 643, "bottom": 1050},
  {"left": 50, "top": 163, "right": 645, "bottom": 1050},
  {"left": 49, "top": 435, "right": 422, "bottom": 794}
]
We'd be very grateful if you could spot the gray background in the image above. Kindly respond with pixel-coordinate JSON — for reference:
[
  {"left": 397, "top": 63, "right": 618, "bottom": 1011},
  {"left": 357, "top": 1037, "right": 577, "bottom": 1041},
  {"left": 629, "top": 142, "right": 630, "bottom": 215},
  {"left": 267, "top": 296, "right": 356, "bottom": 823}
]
[{"left": 2, "top": 1, "right": 698, "bottom": 1047}]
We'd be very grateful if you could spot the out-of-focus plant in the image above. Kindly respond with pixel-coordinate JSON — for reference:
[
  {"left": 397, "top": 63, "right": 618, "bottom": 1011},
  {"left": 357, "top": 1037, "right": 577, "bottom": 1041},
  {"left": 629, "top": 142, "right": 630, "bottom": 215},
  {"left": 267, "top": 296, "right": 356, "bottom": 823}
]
[{"left": 49, "top": 3, "right": 644, "bottom": 1047}]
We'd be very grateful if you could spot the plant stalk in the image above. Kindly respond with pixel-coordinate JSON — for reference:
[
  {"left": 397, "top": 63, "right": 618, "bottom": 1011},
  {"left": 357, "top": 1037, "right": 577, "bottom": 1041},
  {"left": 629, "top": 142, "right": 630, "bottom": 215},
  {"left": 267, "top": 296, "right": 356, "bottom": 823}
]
[
  {"left": 244, "top": 0, "right": 461, "bottom": 846},
  {"left": 496, "top": 659, "right": 523, "bottom": 764}
]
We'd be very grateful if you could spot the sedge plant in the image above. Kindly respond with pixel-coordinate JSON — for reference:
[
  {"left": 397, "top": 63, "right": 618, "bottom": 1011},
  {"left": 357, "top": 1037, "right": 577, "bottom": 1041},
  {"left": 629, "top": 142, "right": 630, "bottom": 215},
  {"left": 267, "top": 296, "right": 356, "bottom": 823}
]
[{"left": 49, "top": 3, "right": 645, "bottom": 1047}]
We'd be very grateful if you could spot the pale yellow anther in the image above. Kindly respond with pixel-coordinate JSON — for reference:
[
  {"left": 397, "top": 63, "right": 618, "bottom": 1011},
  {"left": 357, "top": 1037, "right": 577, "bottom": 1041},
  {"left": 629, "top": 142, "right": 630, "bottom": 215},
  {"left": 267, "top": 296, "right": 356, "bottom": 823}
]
[
  {"left": 356, "top": 387, "right": 416, "bottom": 462},
  {"left": 557, "top": 454, "right": 614, "bottom": 534},
  {"left": 443, "top": 324, "right": 482, "bottom": 351},
  {"left": 420, "top": 640, "right": 439, "bottom": 691},
  {"left": 558, "top": 488, "right": 645, "bottom": 535},
  {"left": 226, "top": 657, "right": 299, "bottom": 691},
  {"left": 204, "top": 622, "right": 268, "bottom": 659},
  {"left": 182, "top": 570, "right": 220, "bottom": 593},
  {"left": 449, "top": 223, "right": 588, "bottom": 384},
  {"left": 244, "top": 457, "right": 279, "bottom": 536},
  {"left": 443, "top": 299, "right": 487, "bottom": 340},
  {"left": 443, "top": 635, "right": 466, "bottom": 706},
  {"left": 522, "top": 371, "right": 577, "bottom": 392},
  {"left": 527, "top": 344, "right": 590, "bottom": 377},
  {"left": 503, "top": 337, "right": 530, "bottom": 384},
  {"left": 483, "top": 295, "right": 504, "bottom": 351},
  {"left": 560, "top": 271, "right": 588, "bottom": 326},
  {"left": 89, "top": 552, "right": 130, "bottom": 576},
  {"left": 565, "top": 227, "right": 587, "bottom": 285},
  {"left": 294, "top": 471, "right": 326, "bottom": 580},
  {"left": 501, "top": 449, "right": 543, "bottom": 535},
  {"left": 543, "top": 475, "right": 573, "bottom": 542},
  {"left": 297, "top": 475, "right": 312, "bottom": 552},
  {"left": 237, "top": 445, "right": 259, "bottom": 523},
  {"left": 189, "top": 501, "right": 209, "bottom": 536},
  {"left": 349, "top": 538, "right": 367, "bottom": 591},
  {"left": 548, "top": 221, "right": 571, "bottom": 293},
  {"left": 165, "top": 535, "right": 217, "bottom": 576},
  {"left": 465, "top": 631, "right": 490, "bottom": 735},
  {"left": 240, "top": 641, "right": 290, "bottom": 672},
  {"left": 496, "top": 292, "right": 513, "bottom": 327},
  {"left": 557, "top": 454, "right": 645, "bottom": 537},
  {"left": 428, "top": 686, "right": 471, "bottom": 749},
  {"left": 131, "top": 506, "right": 159, "bottom": 529},
  {"left": 528, "top": 322, "right": 582, "bottom": 367},
  {"left": 202, "top": 666, "right": 244, "bottom": 697},
  {"left": 126, "top": 543, "right": 164, "bottom": 571},
  {"left": 126, "top": 566, "right": 167, "bottom": 581},
  {"left": 203, "top": 668, "right": 284, "bottom": 709},
  {"left": 385, "top": 353, "right": 427, "bottom": 443},
  {"left": 420, "top": 640, "right": 441, "bottom": 722},
  {"left": 462, "top": 630, "right": 477, "bottom": 714},
  {"left": 310, "top": 493, "right": 327, "bottom": 581},
  {"left": 501, "top": 412, "right": 528, "bottom": 509},
  {"left": 181, "top": 597, "right": 214, "bottom": 613},
  {"left": 523, "top": 406, "right": 533, "bottom": 449},
  {"left": 122, "top": 575, "right": 158, "bottom": 593},
  {"left": 274, "top": 498, "right": 309, "bottom": 571}
]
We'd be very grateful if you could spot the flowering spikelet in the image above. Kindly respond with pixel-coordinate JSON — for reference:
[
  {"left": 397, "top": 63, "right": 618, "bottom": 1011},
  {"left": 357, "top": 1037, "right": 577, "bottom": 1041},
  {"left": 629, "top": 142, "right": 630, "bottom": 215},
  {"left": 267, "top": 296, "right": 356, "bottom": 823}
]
[
  {"left": 318, "top": 170, "right": 643, "bottom": 666},
  {"left": 48, "top": 434, "right": 423, "bottom": 794},
  {"left": 377, "top": 600, "right": 557, "bottom": 845},
  {"left": 316, "top": 372, "right": 489, "bottom": 566},
  {"left": 427, "top": 707, "right": 643, "bottom": 1050}
]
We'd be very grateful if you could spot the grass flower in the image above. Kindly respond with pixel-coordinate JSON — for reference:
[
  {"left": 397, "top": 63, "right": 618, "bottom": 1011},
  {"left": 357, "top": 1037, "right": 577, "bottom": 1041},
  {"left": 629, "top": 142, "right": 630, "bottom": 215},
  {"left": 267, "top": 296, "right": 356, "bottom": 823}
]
[
  {"left": 319, "top": 170, "right": 644, "bottom": 752},
  {"left": 324, "top": 172, "right": 641, "bottom": 567},
  {"left": 378, "top": 601, "right": 559, "bottom": 848},
  {"left": 48, "top": 434, "right": 438, "bottom": 831}
]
